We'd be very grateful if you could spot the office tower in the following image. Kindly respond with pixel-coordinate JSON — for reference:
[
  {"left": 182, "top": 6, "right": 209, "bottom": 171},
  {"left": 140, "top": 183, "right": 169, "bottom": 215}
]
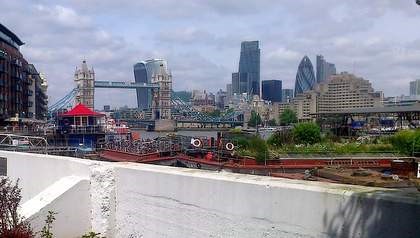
[
  {"left": 262, "top": 80, "right": 282, "bottom": 102},
  {"left": 294, "top": 56, "right": 316, "bottom": 96},
  {"left": 282, "top": 89, "right": 294, "bottom": 102},
  {"left": 133, "top": 59, "right": 169, "bottom": 109},
  {"left": 316, "top": 55, "right": 336, "bottom": 83},
  {"left": 410, "top": 79, "right": 420, "bottom": 96},
  {"left": 231, "top": 72, "right": 239, "bottom": 94},
  {"left": 238, "top": 41, "right": 260, "bottom": 96},
  {"left": 133, "top": 62, "right": 148, "bottom": 109}
]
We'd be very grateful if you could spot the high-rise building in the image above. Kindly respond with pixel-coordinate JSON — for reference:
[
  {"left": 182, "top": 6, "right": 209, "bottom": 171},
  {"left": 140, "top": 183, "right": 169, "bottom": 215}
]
[
  {"left": 316, "top": 72, "right": 383, "bottom": 113},
  {"left": 0, "top": 23, "right": 30, "bottom": 122},
  {"left": 226, "top": 83, "right": 232, "bottom": 102},
  {"left": 316, "top": 55, "right": 336, "bottom": 83},
  {"left": 238, "top": 41, "right": 260, "bottom": 96},
  {"left": 292, "top": 72, "right": 383, "bottom": 121},
  {"left": 133, "top": 59, "right": 169, "bottom": 110},
  {"left": 231, "top": 72, "right": 239, "bottom": 94},
  {"left": 27, "top": 65, "right": 48, "bottom": 121},
  {"left": 409, "top": 79, "right": 420, "bottom": 96},
  {"left": 281, "top": 89, "right": 294, "bottom": 102},
  {"left": 294, "top": 56, "right": 316, "bottom": 97},
  {"left": 74, "top": 60, "right": 95, "bottom": 109},
  {"left": 133, "top": 62, "right": 148, "bottom": 110},
  {"left": 262, "top": 80, "right": 282, "bottom": 102}
]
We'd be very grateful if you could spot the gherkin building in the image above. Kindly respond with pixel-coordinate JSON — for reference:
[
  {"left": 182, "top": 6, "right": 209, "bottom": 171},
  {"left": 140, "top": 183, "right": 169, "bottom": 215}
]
[{"left": 294, "top": 56, "right": 316, "bottom": 96}]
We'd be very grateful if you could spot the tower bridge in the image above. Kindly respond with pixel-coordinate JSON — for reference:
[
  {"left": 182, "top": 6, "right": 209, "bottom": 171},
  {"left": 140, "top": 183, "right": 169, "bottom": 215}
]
[{"left": 49, "top": 60, "right": 244, "bottom": 129}]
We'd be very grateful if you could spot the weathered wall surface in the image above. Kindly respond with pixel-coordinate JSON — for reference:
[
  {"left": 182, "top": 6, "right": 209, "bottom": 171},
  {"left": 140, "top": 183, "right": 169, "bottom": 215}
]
[
  {"left": 20, "top": 176, "right": 91, "bottom": 238},
  {"left": 113, "top": 164, "right": 420, "bottom": 238},
  {"left": 1, "top": 151, "right": 91, "bottom": 202},
  {"left": 1, "top": 151, "right": 419, "bottom": 238}
]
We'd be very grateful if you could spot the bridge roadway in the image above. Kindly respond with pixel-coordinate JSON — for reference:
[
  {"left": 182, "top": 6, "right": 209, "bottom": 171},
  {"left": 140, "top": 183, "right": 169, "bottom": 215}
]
[
  {"left": 124, "top": 119, "right": 244, "bottom": 129},
  {"left": 94, "top": 81, "right": 160, "bottom": 89}
]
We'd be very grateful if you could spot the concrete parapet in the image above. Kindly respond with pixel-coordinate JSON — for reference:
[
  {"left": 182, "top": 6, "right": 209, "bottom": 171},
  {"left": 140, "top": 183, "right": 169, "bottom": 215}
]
[{"left": 0, "top": 150, "right": 418, "bottom": 237}]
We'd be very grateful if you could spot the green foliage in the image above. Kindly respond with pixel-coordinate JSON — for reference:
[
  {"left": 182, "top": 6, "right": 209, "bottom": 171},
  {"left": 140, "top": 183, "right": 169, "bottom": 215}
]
[
  {"left": 279, "top": 108, "right": 297, "bottom": 126},
  {"left": 248, "top": 136, "right": 268, "bottom": 163},
  {"left": 267, "top": 119, "right": 277, "bottom": 126},
  {"left": 267, "top": 130, "right": 293, "bottom": 147},
  {"left": 0, "top": 178, "right": 34, "bottom": 238},
  {"left": 41, "top": 211, "right": 57, "bottom": 238},
  {"left": 292, "top": 123, "right": 321, "bottom": 145},
  {"left": 229, "top": 127, "right": 242, "bottom": 134},
  {"left": 389, "top": 129, "right": 420, "bottom": 155},
  {"left": 248, "top": 111, "right": 262, "bottom": 128},
  {"left": 81, "top": 232, "right": 105, "bottom": 238}
]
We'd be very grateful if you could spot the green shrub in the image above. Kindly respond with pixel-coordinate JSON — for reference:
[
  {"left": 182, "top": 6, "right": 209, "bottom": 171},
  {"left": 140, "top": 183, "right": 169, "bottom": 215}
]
[
  {"left": 390, "top": 129, "right": 420, "bottom": 155},
  {"left": 248, "top": 136, "right": 268, "bottom": 163},
  {"left": 267, "top": 130, "right": 293, "bottom": 147},
  {"left": 279, "top": 108, "right": 297, "bottom": 126},
  {"left": 292, "top": 123, "right": 321, "bottom": 145}
]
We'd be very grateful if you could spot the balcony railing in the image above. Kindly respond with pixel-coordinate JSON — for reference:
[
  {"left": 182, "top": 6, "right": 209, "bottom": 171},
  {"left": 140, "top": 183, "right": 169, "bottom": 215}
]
[{"left": 57, "top": 125, "right": 105, "bottom": 134}]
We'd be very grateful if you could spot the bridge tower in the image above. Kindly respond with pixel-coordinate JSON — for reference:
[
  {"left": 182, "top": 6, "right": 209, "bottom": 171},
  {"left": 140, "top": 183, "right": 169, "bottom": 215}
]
[
  {"left": 151, "top": 64, "right": 172, "bottom": 120},
  {"left": 74, "top": 60, "right": 95, "bottom": 109}
]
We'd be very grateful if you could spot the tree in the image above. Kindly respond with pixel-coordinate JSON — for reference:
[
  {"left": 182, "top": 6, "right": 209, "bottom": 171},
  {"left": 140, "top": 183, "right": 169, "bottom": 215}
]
[
  {"left": 279, "top": 108, "right": 297, "bottom": 126},
  {"left": 292, "top": 122, "right": 321, "bottom": 145},
  {"left": 248, "top": 111, "right": 262, "bottom": 128},
  {"left": 267, "top": 119, "right": 277, "bottom": 127},
  {"left": 0, "top": 178, "right": 34, "bottom": 238}
]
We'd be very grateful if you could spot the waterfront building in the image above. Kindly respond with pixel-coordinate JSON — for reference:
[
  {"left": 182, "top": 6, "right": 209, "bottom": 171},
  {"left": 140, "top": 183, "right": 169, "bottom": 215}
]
[
  {"left": 383, "top": 95, "right": 420, "bottom": 107},
  {"left": 292, "top": 72, "right": 383, "bottom": 121},
  {"left": 238, "top": 41, "right": 260, "bottom": 96},
  {"left": 191, "top": 90, "right": 216, "bottom": 112},
  {"left": 316, "top": 55, "right": 336, "bottom": 83},
  {"left": 282, "top": 89, "right": 294, "bottom": 102},
  {"left": 316, "top": 72, "right": 383, "bottom": 112},
  {"left": 0, "top": 23, "right": 30, "bottom": 123},
  {"left": 27, "top": 64, "right": 48, "bottom": 121},
  {"left": 294, "top": 56, "right": 316, "bottom": 96},
  {"left": 262, "top": 80, "right": 282, "bottom": 103},
  {"left": 74, "top": 60, "right": 95, "bottom": 110},
  {"left": 410, "top": 79, "right": 420, "bottom": 96}
]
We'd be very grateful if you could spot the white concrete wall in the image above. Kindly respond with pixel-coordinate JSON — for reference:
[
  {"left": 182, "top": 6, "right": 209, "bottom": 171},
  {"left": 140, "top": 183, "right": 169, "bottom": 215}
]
[
  {"left": 113, "top": 163, "right": 420, "bottom": 238},
  {"left": 20, "top": 176, "right": 91, "bottom": 238},
  {"left": 1, "top": 151, "right": 92, "bottom": 202},
  {"left": 0, "top": 150, "right": 419, "bottom": 238}
]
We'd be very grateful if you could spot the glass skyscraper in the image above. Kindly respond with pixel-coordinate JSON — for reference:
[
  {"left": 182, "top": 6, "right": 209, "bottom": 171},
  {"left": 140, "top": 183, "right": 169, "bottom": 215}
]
[
  {"left": 316, "top": 55, "right": 336, "bottom": 83},
  {"left": 133, "top": 59, "right": 169, "bottom": 109},
  {"left": 133, "top": 62, "right": 148, "bottom": 109},
  {"left": 294, "top": 56, "right": 316, "bottom": 96},
  {"left": 262, "top": 80, "right": 282, "bottom": 102},
  {"left": 238, "top": 41, "right": 260, "bottom": 96}
]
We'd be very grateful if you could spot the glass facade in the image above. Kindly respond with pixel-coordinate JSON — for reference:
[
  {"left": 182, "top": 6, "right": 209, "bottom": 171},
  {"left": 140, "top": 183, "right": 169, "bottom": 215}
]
[
  {"left": 262, "top": 80, "right": 282, "bottom": 102},
  {"left": 294, "top": 56, "right": 316, "bottom": 96},
  {"left": 238, "top": 41, "right": 260, "bottom": 96},
  {"left": 133, "top": 62, "right": 148, "bottom": 109},
  {"left": 316, "top": 55, "right": 336, "bottom": 83},
  {"left": 133, "top": 59, "right": 169, "bottom": 109},
  {"left": 231, "top": 72, "right": 239, "bottom": 94}
]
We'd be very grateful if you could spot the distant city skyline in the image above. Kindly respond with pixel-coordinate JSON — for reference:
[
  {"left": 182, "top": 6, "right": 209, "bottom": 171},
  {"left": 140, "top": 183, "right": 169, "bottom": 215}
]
[{"left": 1, "top": 1, "right": 420, "bottom": 108}]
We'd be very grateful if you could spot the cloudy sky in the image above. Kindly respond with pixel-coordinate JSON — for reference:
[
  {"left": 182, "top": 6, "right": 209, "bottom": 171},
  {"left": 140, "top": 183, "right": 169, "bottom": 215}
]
[{"left": 1, "top": 0, "right": 420, "bottom": 109}]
